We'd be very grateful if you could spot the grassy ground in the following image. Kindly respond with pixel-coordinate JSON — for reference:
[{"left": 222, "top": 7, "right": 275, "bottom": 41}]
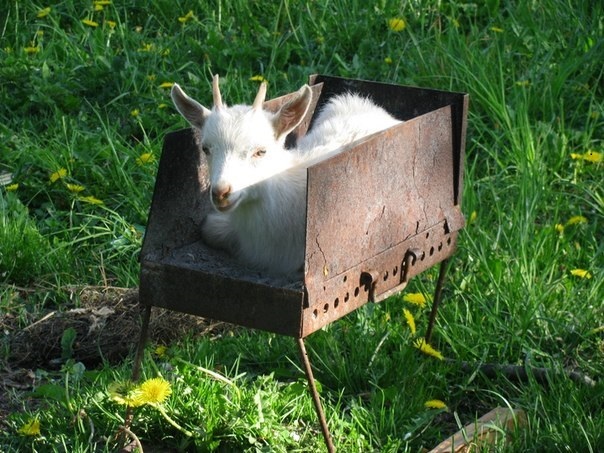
[{"left": 1, "top": 0, "right": 602, "bottom": 451}]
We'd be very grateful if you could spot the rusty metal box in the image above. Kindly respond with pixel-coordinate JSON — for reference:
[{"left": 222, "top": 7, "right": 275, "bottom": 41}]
[{"left": 139, "top": 75, "right": 468, "bottom": 338}]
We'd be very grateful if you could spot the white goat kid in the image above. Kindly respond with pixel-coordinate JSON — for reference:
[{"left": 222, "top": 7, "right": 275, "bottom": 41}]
[{"left": 171, "top": 75, "right": 400, "bottom": 276}]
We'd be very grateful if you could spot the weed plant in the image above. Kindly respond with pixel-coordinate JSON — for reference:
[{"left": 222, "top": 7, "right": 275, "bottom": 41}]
[{"left": 1, "top": 0, "right": 602, "bottom": 451}]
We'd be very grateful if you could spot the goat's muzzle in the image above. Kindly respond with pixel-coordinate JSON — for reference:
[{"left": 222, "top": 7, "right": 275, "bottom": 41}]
[{"left": 211, "top": 184, "right": 234, "bottom": 211}]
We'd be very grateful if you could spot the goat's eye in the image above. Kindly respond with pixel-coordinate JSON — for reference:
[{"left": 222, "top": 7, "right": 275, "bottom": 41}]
[
  {"left": 202, "top": 146, "right": 210, "bottom": 155},
  {"left": 252, "top": 148, "right": 266, "bottom": 158}
]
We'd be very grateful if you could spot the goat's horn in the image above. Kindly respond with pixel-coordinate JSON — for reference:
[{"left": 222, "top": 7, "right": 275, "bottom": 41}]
[
  {"left": 252, "top": 81, "right": 267, "bottom": 111},
  {"left": 212, "top": 74, "right": 223, "bottom": 109}
]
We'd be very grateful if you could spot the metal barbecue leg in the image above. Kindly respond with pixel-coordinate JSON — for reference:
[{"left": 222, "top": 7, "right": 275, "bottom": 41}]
[
  {"left": 424, "top": 258, "right": 449, "bottom": 343},
  {"left": 124, "top": 304, "right": 152, "bottom": 429},
  {"left": 297, "top": 338, "right": 335, "bottom": 453}
]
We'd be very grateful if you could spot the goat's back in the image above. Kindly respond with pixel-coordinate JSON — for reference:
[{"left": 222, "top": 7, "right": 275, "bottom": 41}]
[{"left": 298, "top": 94, "right": 400, "bottom": 160}]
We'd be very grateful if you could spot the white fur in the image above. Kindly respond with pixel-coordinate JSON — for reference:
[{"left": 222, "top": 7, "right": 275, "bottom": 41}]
[{"left": 171, "top": 79, "right": 400, "bottom": 276}]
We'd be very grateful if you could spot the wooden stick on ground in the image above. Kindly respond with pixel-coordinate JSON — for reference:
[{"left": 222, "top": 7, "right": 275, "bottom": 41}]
[{"left": 429, "top": 407, "right": 527, "bottom": 453}]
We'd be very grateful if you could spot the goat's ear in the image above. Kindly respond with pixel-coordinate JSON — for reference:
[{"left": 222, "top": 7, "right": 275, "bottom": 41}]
[
  {"left": 171, "top": 84, "right": 211, "bottom": 129},
  {"left": 272, "top": 85, "right": 313, "bottom": 139}
]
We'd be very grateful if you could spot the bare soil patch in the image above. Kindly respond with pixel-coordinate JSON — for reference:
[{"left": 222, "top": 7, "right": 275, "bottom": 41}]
[{"left": 0, "top": 286, "right": 228, "bottom": 424}]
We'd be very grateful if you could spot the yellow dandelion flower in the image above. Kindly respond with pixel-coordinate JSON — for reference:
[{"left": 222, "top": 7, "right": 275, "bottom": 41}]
[
  {"left": 130, "top": 108, "right": 140, "bottom": 117},
  {"left": 159, "top": 82, "right": 174, "bottom": 89},
  {"left": 138, "top": 377, "right": 172, "bottom": 405},
  {"left": 105, "top": 20, "right": 117, "bottom": 29},
  {"left": 158, "top": 103, "right": 168, "bottom": 109},
  {"left": 403, "top": 292, "right": 427, "bottom": 308},
  {"left": 18, "top": 418, "right": 41, "bottom": 436},
  {"left": 6, "top": 183, "right": 19, "bottom": 191},
  {"left": 490, "top": 26, "right": 504, "bottom": 33},
  {"left": 250, "top": 75, "right": 268, "bottom": 83},
  {"left": 79, "top": 195, "right": 104, "bottom": 205},
  {"left": 586, "top": 150, "right": 601, "bottom": 160},
  {"left": 424, "top": 399, "right": 448, "bottom": 410},
  {"left": 50, "top": 168, "right": 67, "bottom": 183},
  {"left": 24, "top": 46, "right": 40, "bottom": 54},
  {"left": 566, "top": 215, "right": 587, "bottom": 226},
  {"left": 554, "top": 223, "right": 564, "bottom": 234},
  {"left": 154, "top": 345, "right": 168, "bottom": 358},
  {"left": 108, "top": 381, "right": 144, "bottom": 407},
  {"left": 138, "top": 43, "right": 153, "bottom": 52},
  {"left": 66, "top": 183, "right": 85, "bottom": 193},
  {"left": 37, "top": 7, "right": 51, "bottom": 18},
  {"left": 403, "top": 308, "right": 416, "bottom": 335},
  {"left": 95, "top": 0, "right": 112, "bottom": 5},
  {"left": 178, "top": 10, "right": 195, "bottom": 23},
  {"left": 570, "top": 150, "right": 602, "bottom": 163},
  {"left": 82, "top": 19, "right": 99, "bottom": 28},
  {"left": 94, "top": 3, "right": 104, "bottom": 11},
  {"left": 570, "top": 269, "right": 592, "bottom": 279},
  {"left": 413, "top": 338, "right": 444, "bottom": 360},
  {"left": 384, "top": 57, "right": 393, "bottom": 65},
  {"left": 388, "top": 18, "right": 406, "bottom": 32},
  {"left": 469, "top": 210, "right": 478, "bottom": 224},
  {"left": 136, "top": 153, "right": 155, "bottom": 166}
]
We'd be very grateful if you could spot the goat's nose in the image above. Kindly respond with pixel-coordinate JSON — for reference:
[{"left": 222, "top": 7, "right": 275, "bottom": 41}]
[{"left": 212, "top": 184, "right": 231, "bottom": 202}]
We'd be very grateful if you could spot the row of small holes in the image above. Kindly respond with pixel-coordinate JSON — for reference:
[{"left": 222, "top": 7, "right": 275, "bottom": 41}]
[
  {"left": 312, "top": 236, "right": 453, "bottom": 319},
  {"left": 414, "top": 237, "right": 453, "bottom": 264},
  {"left": 313, "top": 285, "right": 366, "bottom": 319}
]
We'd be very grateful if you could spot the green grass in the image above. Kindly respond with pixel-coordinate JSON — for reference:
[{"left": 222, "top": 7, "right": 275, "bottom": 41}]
[{"left": 1, "top": 0, "right": 603, "bottom": 451}]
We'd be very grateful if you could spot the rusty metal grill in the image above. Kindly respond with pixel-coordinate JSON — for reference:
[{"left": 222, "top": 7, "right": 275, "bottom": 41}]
[
  {"left": 133, "top": 75, "right": 469, "bottom": 450},
  {"left": 139, "top": 75, "right": 468, "bottom": 338}
]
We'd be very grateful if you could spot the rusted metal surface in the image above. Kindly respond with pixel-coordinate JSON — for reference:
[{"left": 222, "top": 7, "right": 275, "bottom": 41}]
[
  {"left": 309, "top": 75, "right": 468, "bottom": 206},
  {"left": 139, "top": 128, "right": 207, "bottom": 258},
  {"left": 139, "top": 75, "right": 468, "bottom": 338},
  {"left": 140, "top": 259, "right": 305, "bottom": 336},
  {"left": 301, "top": 214, "right": 463, "bottom": 336}
]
